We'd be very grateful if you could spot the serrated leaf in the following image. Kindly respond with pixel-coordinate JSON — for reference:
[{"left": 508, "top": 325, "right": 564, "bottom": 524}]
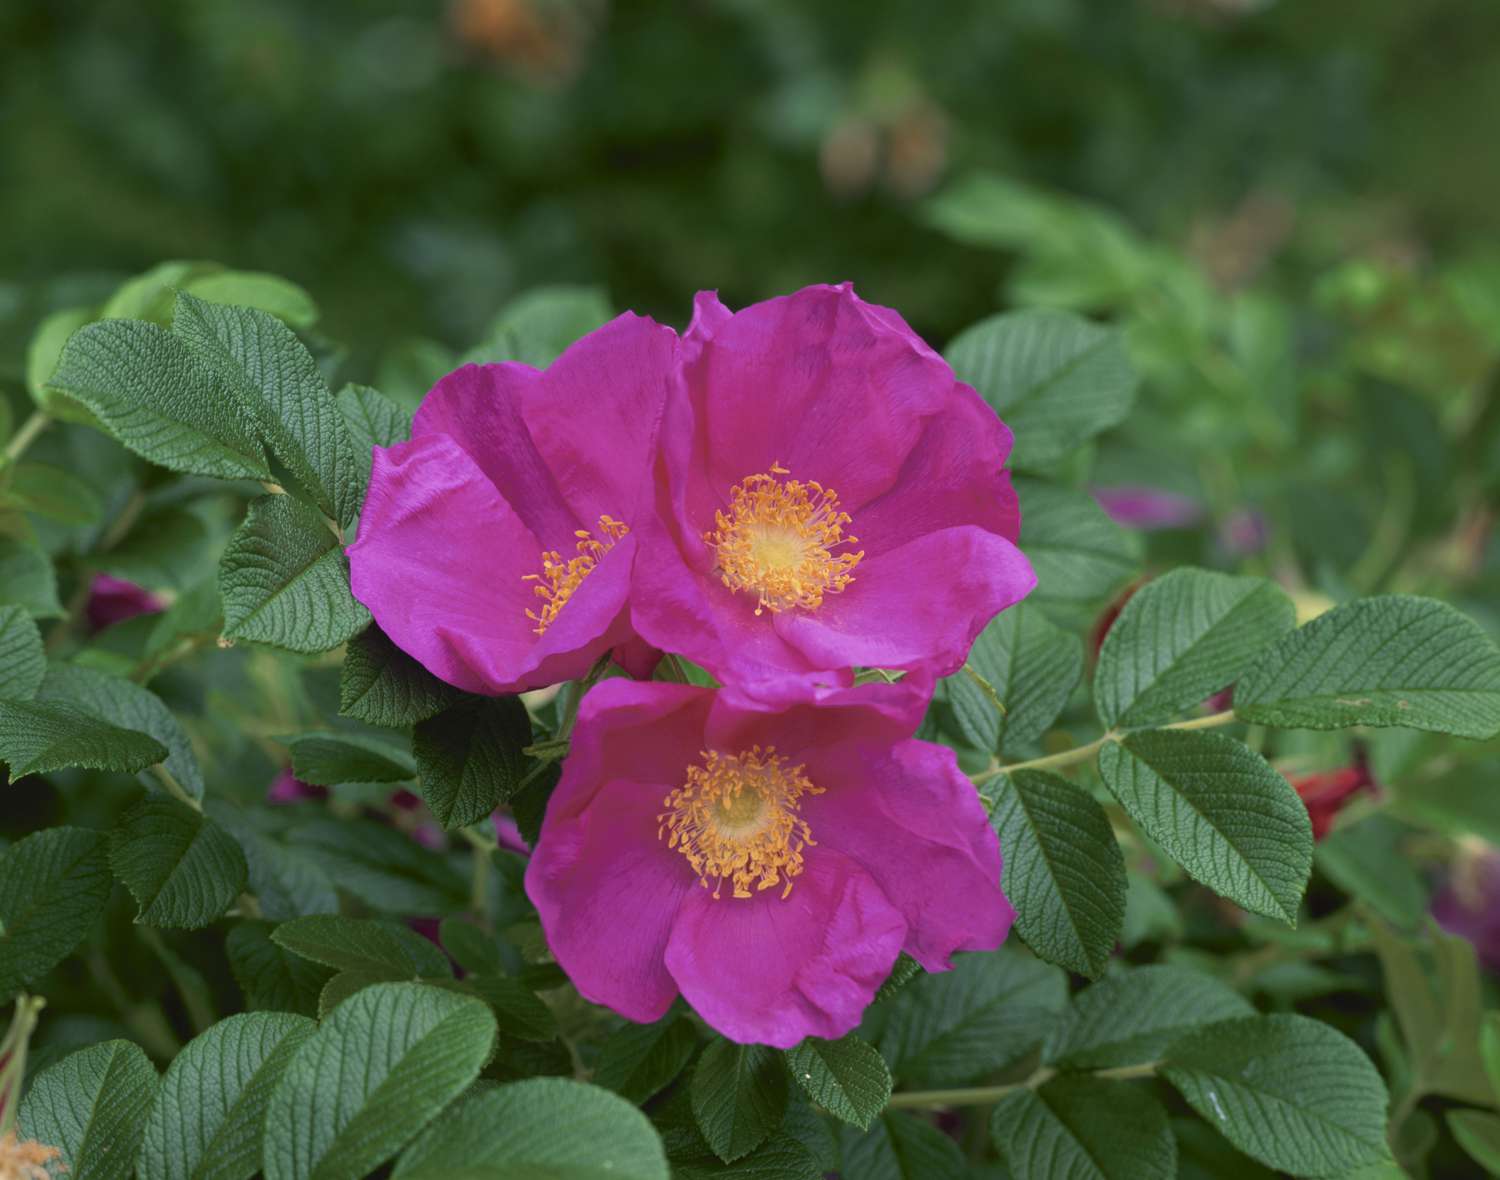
[
  {"left": 0, "top": 539, "right": 63, "bottom": 618},
  {"left": 339, "top": 625, "right": 459, "bottom": 728},
  {"left": 1098, "top": 730, "right": 1312, "bottom": 924},
  {"left": 109, "top": 798, "right": 247, "bottom": 928},
  {"left": 690, "top": 1040, "right": 790, "bottom": 1163},
  {"left": 138, "top": 1012, "right": 316, "bottom": 1180},
  {"left": 1448, "top": 1109, "right": 1500, "bottom": 1174},
  {"left": 0, "top": 698, "right": 167, "bottom": 777},
  {"left": 1161, "top": 1013, "right": 1391, "bottom": 1176},
  {"left": 39, "top": 663, "right": 204, "bottom": 799},
  {"left": 336, "top": 383, "right": 412, "bottom": 481},
  {"left": 0, "top": 826, "right": 112, "bottom": 1003},
  {"left": 785, "top": 1035, "right": 891, "bottom": 1130},
  {"left": 16, "top": 1040, "right": 159, "bottom": 1180},
  {"left": 834, "top": 1112, "right": 966, "bottom": 1180},
  {"left": 393, "top": 1078, "right": 669, "bottom": 1180},
  {"left": 226, "top": 922, "right": 333, "bottom": 1017},
  {"left": 1048, "top": 965, "right": 1254, "bottom": 1069},
  {"left": 3, "top": 462, "right": 104, "bottom": 525},
  {"left": 280, "top": 729, "right": 415, "bottom": 786},
  {"left": 207, "top": 802, "right": 338, "bottom": 921},
  {"left": 1016, "top": 478, "right": 1141, "bottom": 630},
  {"left": 0, "top": 603, "right": 45, "bottom": 700},
  {"left": 1095, "top": 568, "right": 1296, "bottom": 729},
  {"left": 948, "top": 604, "right": 1083, "bottom": 756},
  {"left": 270, "top": 914, "right": 452, "bottom": 979},
  {"left": 284, "top": 817, "right": 467, "bottom": 915},
  {"left": 987, "top": 769, "right": 1126, "bottom": 978},
  {"left": 414, "top": 695, "right": 533, "bottom": 829},
  {"left": 173, "top": 292, "right": 362, "bottom": 526},
  {"left": 463, "top": 285, "right": 614, "bottom": 369},
  {"left": 946, "top": 310, "right": 1138, "bottom": 471},
  {"left": 874, "top": 947, "right": 1067, "bottom": 1087},
  {"left": 47, "top": 318, "right": 271, "bottom": 481},
  {"left": 990, "top": 1076, "right": 1176, "bottom": 1180},
  {"left": 219, "top": 493, "right": 369, "bottom": 654},
  {"left": 262, "top": 982, "right": 497, "bottom": 1180},
  {"left": 594, "top": 1012, "right": 699, "bottom": 1105},
  {"left": 1233, "top": 595, "right": 1500, "bottom": 738}
]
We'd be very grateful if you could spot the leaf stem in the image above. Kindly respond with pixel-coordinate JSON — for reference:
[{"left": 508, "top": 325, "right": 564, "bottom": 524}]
[
  {"left": 0, "top": 994, "right": 46, "bottom": 1140},
  {"left": 970, "top": 710, "right": 1239, "bottom": 786},
  {"left": 886, "top": 1061, "right": 1161, "bottom": 1108},
  {"left": 1, "top": 410, "right": 50, "bottom": 468},
  {"left": 151, "top": 763, "right": 201, "bottom": 812}
]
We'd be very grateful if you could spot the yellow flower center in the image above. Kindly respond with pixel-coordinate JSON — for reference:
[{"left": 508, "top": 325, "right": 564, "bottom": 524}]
[
  {"left": 524, "top": 515, "right": 628, "bottom": 635},
  {"left": 705, "top": 463, "right": 863, "bottom": 614},
  {"left": 0, "top": 1131, "right": 62, "bottom": 1180},
  {"left": 658, "top": 746, "right": 824, "bottom": 899}
]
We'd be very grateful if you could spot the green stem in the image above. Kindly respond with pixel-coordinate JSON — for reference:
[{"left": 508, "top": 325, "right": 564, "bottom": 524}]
[
  {"left": 0, "top": 994, "right": 46, "bottom": 1139},
  {"left": 459, "top": 827, "right": 498, "bottom": 924},
  {"left": 151, "top": 763, "right": 201, "bottom": 812},
  {"left": 886, "top": 1061, "right": 1161, "bottom": 1109},
  {"left": 970, "top": 710, "right": 1239, "bottom": 787},
  {"left": 1, "top": 410, "right": 50, "bottom": 468}
]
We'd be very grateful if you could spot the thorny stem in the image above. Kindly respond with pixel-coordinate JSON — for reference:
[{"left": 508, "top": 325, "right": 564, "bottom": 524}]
[
  {"left": 886, "top": 1061, "right": 1162, "bottom": 1109},
  {"left": 970, "top": 710, "right": 1239, "bottom": 787},
  {"left": 1, "top": 411, "right": 50, "bottom": 468}
]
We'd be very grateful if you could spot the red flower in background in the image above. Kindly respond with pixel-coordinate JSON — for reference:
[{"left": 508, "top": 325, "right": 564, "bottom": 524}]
[{"left": 1287, "top": 760, "right": 1374, "bottom": 841}]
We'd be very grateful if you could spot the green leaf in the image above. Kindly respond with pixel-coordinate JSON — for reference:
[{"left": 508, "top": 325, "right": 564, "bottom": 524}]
[
  {"left": 339, "top": 625, "right": 459, "bottom": 728},
  {"left": 0, "top": 826, "right": 112, "bottom": 1003},
  {"left": 1161, "top": 1013, "right": 1391, "bottom": 1176},
  {"left": 394, "top": 1078, "right": 669, "bottom": 1180},
  {"left": 690, "top": 1040, "right": 790, "bottom": 1163},
  {"left": 47, "top": 318, "right": 271, "bottom": 481},
  {"left": 1098, "top": 730, "right": 1313, "bottom": 923},
  {"left": 262, "top": 982, "right": 497, "bottom": 1180},
  {"left": 27, "top": 305, "right": 100, "bottom": 422},
  {"left": 990, "top": 1076, "right": 1176, "bottom": 1180},
  {"left": 875, "top": 947, "right": 1067, "bottom": 1086},
  {"left": 0, "top": 603, "right": 45, "bottom": 700},
  {"left": 3, "top": 462, "right": 104, "bottom": 525},
  {"left": 219, "top": 494, "right": 369, "bottom": 654},
  {"left": 280, "top": 730, "right": 415, "bottom": 786},
  {"left": 181, "top": 271, "right": 319, "bottom": 329},
  {"left": 594, "top": 1012, "right": 699, "bottom": 1105},
  {"left": 284, "top": 817, "right": 467, "bottom": 915},
  {"left": 946, "top": 310, "right": 1138, "bottom": 471},
  {"left": 1048, "top": 965, "right": 1254, "bottom": 1069},
  {"left": 227, "top": 922, "right": 334, "bottom": 1017},
  {"left": 464, "top": 285, "right": 614, "bottom": 369},
  {"left": 336, "top": 383, "right": 412, "bottom": 481},
  {"left": 1234, "top": 595, "right": 1500, "bottom": 739},
  {"left": 0, "top": 539, "right": 63, "bottom": 618},
  {"left": 414, "top": 696, "right": 533, "bottom": 829},
  {"left": 138, "top": 1012, "right": 316, "bottom": 1180},
  {"left": 143, "top": 578, "right": 223, "bottom": 665},
  {"left": 271, "top": 914, "right": 452, "bottom": 979},
  {"left": 1095, "top": 568, "right": 1296, "bottom": 729},
  {"left": 1016, "top": 478, "right": 1142, "bottom": 630},
  {"left": 0, "top": 698, "right": 167, "bottom": 776},
  {"left": 1449, "top": 1109, "right": 1500, "bottom": 1174},
  {"left": 173, "top": 292, "right": 362, "bottom": 526},
  {"left": 100, "top": 260, "right": 229, "bottom": 322},
  {"left": 39, "top": 662, "right": 204, "bottom": 799},
  {"left": 674, "top": 1135, "right": 821, "bottom": 1180},
  {"left": 947, "top": 605, "right": 1083, "bottom": 756},
  {"left": 834, "top": 1112, "right": 966, "bottom": 1180},
  {"left": 462, "top": 974, "right": 558, "bottom": 1041},
  {"left": 100, "top": 508, "right": 218, "bottom": 593},
  {"left": 1483, "top": 1013, "right": 1500, "bottom": 1105},
  {"left": 17, "top": 1040, "right": 158, "bottom": 1180},
  {"left": 985, "top": 770, "right": 1125, "bottom": 978},
  {"left": 1315, "top": 816, "right": 1428, "bottom": 928},
  {"left": 438, "top": 917, "right": 506, "bottom": 975},
  {"left": 785, "top": 1035, "right": 891, "bottom": 1131},
  {"left": 207, "top": 802, "right": 338, "bottom": 920},
  {"left": 109, "top": 797, "right": 248, "bottom": 928}
]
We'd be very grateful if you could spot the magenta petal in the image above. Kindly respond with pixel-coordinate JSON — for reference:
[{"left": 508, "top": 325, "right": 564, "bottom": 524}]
[
  {"left": 664, "top": 848, "right": 907, "bottom": 1047},
  {"left": 778, "top": 526, "right": 1036, "bottom": 678},
  {"left": 801, "top": 741, "right": 1013, "bottom": 971}
]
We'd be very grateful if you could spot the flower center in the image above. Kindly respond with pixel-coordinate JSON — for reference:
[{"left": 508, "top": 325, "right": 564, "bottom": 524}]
[
  {"left": 0, "top": 1131, "right": 62, "bottom": 1180},
  {"left": 658, "top": 746, "right": 824, "bottom": 899},
  {"left": 704, "top": 462, "right": 863, "bottom": 615},
  {"left": 524, "top": 515, "right": 628, "bottom": 635}
]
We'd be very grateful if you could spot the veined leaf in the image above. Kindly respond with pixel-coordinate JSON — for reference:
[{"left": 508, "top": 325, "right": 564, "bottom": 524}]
[
  {"left": 1016, "top": 479, "right": 1141, "bottom": 630},
  {"left": 0, "top": 697, "right": 167, "bottom": 776},
  {"left": 690, "top": 1040, "right": 790, "bottom": 1163},
  {"left": 207, "top": 802, "right": 338, "bottom": 921},
  {"left": 226, "top": 921, "right": 333, "bottom": 1018},
  {"left": 339, "top": 625, "right": 459, "bottom": 728},
  {"left": 785, "top": 1035, "right": 892, "bottom": 1131},
  {"left": 0, "top": 603, "right": 45, "bottom": 700},
  {"left": 594, "top": 1012, "right": 699, "bottom": 1106},
  {"left": 270, "top": 914, "right": 452, "bottom": 979},
  {"left": 16, "top": 1040, "right": 159, "bottom": 1180},
  {"left": 280, "top": 729, "right": 415, "bottom": 786},
  {"left": 413, "top": 695, "right": 533, "bottom": 829},
  {"left": 284, "top": 817, "right": 466, "bottom": 915},
  {"left": 834, "top": 1112, "right": 966, "bottom": 1180},
  {"left": 947, "top": 604, "right": 1083, "bottom": 756},
  {"left": 0, "top": 540, "right": 63, "bottom": 619},
  {"left": 0, "top": 826, "right": 112, "bottom": 1003},
  {"left": 336, "top": 383, "right": 412, "bottom": 483},
  {"left": 109, "top": 798, "right": 248, "bottom": 929},
  {"left": 990, "top": 1076, "right": 1176, "bottom": 1180}
]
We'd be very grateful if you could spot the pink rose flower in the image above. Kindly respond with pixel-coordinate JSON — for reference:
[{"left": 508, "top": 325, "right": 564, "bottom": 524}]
[
  {"left": 86, "top": 573, "right": 166, "bottom": 632},
  {"left": 631, "top": 284, "right": 1034, "bottom": 688},
  {"left": 524, "top": 675, "right": 1013, "bottom": 1047},
  {"left": 347, "top": 314, "right": 676, "bottom": 694}
]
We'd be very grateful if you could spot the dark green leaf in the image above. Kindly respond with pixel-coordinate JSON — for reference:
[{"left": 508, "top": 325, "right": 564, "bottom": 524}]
[
  {"left": 0, "top": 827, "right": 112, "bottom": 1003},
  {"left": 0, "top": 698, "right": 167, "bottom": 777},
  {"left": 690, "top": 1040, "right": 790, "bottom": 1163},
  {"left": 1095, "top": 568, "right": 1295, "bottom": 729},
  {"left": 280, "top": 729, "right": 415, "bottom": 786},
  {"left": 207, "top": 802, "right": 339, "bottom": 920},
  {"left": 270, "top": 914, "right": 452, "bottom": 978},
  {"left": 1161, "top": 1013, "right": 1391, "bottom": 1176},
  {"left": 284, "top": 817, "right": 466, "bottom": 914},
  {"left": 219, "top": 493, "right": 369, "bottom": 654},
  {"left": 990, "top": 1076, "right": 1175, "bottom": 1180},
  {"left": 0, "top": 539, "right": 63, "bottom": 619},
  {"left": 438, "top": 917, "right": 506, "bottom": 976},
  {"left": 594, "top": 1012, "right": 699, "bottom": 1105},
  {"left": 414, "top": 695, "right": 533, "bottom": 829},
  {"left": 1016, "top": 478, "right": 1141, "bottom": 630},
  {"left": 336, "top": 383, "right": 412, "bottom": 481},
  {"left": 947, "top": 604, "right": 1083, "bottom": 756},
  {"left": 226, "top": 921, "right": 334, "bottom": 1017},
  {"left": 987, "top": 769, "right": 1126, "bottom": 978},
  {"left": 0, "top": 603, "right": 45, "bottom": 700},
  {"left": 785, "top": 1035, "right": 891, "bottom": 1130},
  {"left": 109, "top": 797, "right": 247, "bottom": 928},
  {"left": 463, "top": 973, "right": 558, "bottom": 1041},
  {"left": 339, "top": 625, "right": 459, "bottom": 728},
  {"left": 834, "top": 1112, "right": 966, "bottom": 1180},
  {"left": 16, "top": 1040, "right": 159, "bottom": 1180},
  {"left": 1098, "top": 730, "right": 1312, "bottom": 924},
  {"left": 1234, "top": 595, "right": 1500, "bottom": 739}
]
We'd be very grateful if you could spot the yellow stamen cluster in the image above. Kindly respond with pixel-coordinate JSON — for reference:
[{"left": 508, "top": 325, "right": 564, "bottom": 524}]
[
  {"left": 0, "top": 1132, "right": 61, "bottom": 1180},
  {"left": 705, "top": 463, "right": 863, "bottom": 614},
  {"left": 659, "top": 746, "right": 824, "bottom": 899},
  {"left": 524, "top": 515, "right": 629, "bottom": 635}
]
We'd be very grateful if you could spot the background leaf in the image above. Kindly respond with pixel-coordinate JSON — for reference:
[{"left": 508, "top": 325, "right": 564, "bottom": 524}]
[
  {"left": 690, "top": 1040, "right": 790, "bottom": 1163},
  {"left": 1015, "top": 478, "right": 1142, "bottom": 630},
  {"left": 0, "top": 826, "right": 112, "bottom": 1003},
  {"left": 0, "top": 538, "right": 63, "bottom": 618},
  {"left": 834, "top": 1112, "right": 967, "bottom": 1180},
  {"left": 280, "top": 730, "right": 415, "bottom": 786},
  {"left": 109, "top": 797, "right": 248, "bottom": 928},
  {"left": 990, "top": 1076, "right": 1176, "bottom": 1180},
  {"left": 270, "top": 914, "right": 452, "bottom": 979},
  {"left": 0, "top": 602, "right": 45, "bottom": 700},
  {"left": 594, "top": 1012, "right": 700, "bottom": 1106},
  {"left": 16, "top": 1040, "right": 159, "bottom": 1180}
]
